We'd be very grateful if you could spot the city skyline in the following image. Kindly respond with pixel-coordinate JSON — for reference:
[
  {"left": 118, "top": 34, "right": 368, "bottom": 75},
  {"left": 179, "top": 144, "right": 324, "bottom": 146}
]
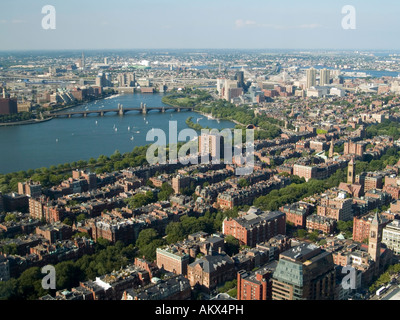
[{"left": 1, "top": 0, "right": 400, "bottom": 51}]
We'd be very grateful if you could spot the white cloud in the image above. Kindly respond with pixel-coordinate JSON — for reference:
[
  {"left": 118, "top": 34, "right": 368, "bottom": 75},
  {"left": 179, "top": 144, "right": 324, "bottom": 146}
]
[{"left": 235, "top": 19, "right": 257, "bottom": 28}]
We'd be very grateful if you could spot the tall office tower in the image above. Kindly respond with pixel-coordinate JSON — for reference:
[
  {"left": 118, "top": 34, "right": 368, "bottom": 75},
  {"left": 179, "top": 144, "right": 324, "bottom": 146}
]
[
  {"left": 320, "top": 68, "right": 330, "bottom": 86},
  {"left": 82, "top": 52, "right": 85, "bottom": 70},
  {"left": 272, "top": 243, "right": 336, "bottom": 300},
  {"left": 306, "top": 68, "right": 317, "bottom": 89},
  {"left": 235, "top": 71, "right": 245, "bottom": 88},
  {"left": 223, "top": 79, "right": 239, "bottom": 101},
  {"left": 0, "top": 88, "right": 18, "bottom": 115}
]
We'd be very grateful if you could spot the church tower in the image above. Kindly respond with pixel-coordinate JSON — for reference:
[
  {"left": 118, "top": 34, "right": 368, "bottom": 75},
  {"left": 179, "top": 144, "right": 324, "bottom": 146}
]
[
  {"left": 368, "top": 212, "right": 382, "bottom": 276},
  {"left": 347, "top": 157, "right": 355, "bottom": 184},
  {"left": 329, "top": 140, "right": 334, "bottom": 158}
]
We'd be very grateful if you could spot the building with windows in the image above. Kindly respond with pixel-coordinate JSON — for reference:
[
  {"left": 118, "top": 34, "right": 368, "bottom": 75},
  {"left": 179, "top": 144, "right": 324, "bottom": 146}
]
[
  {"left": 122, "top": 274, "right": 191, "bottom": 300},
  {"left": 382, "top": 219, "right": 400, "bottom": 255},
  {"left": 272, "top": 243, "right": 336, "bottom": 300},
  {"left": 0, "top": 255, "right": 10, "bottom": 282},
  {"left": 306, "top": 68, "right": 317, "bottom": 89},
  {"left": 280, "top": 202, "right": 313, "bottom": 228},
  {"left": 222, "top": 207, "right": 286, "bottom": 247},
  {"left": 317, "top": 194, "right": 353, "bottom": 221},
  {"left": 353, "top": 212, "right": 389, "bottom": 243},
  {"left": 18, "top": 180, "right": 42, "bottom": 199},
  {"left": 236, "top": 261, "right": 277, "bottom": 300},
  {"left": 187, "top": 251, "right": 235, "bottom": 292},
  {"left": 156, "top": 246, "right": 190, "bottom": 276}
]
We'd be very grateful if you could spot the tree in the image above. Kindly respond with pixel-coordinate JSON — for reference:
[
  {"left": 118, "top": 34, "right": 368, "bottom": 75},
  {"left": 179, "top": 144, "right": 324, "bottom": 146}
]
[
  {"left": 158, "top": 183, "right": 174, "bottom": 201},
  {"left": 308, "top": 231, "right": 319, "bottom": 242},
  {"left": 17, "top": 267, "right": 48, "bottom": 300},
  {"left": 55, "top": 261, "right": 84, "bottom": 290},
  {"left": 0, "top": 278, "right": 18, "bottom": 300},
  {"left": 76, "top": 213, "right": 87, "bottom": 223},
  {"left": 296, "top": 229, "right": 307, "bottom": 239},
  {"left": 166, "top": 222, "right": 185, "bottom": 244},
  {"left": 224, "top": 235, "right": 240, "bottom": 256},
  {"left": 136, "top": 229, "right": 159, "bottom": 249},
  {"left": 238, "top": 179, "right": 249, "bottom": 188},
  {"left": 62, "top": 218, "right": 73, "bottom": 227}
]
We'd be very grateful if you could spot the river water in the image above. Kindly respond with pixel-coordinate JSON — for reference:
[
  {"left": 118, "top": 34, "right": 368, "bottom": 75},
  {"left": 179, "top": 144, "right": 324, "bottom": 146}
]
[{"left": 0, "top": 93, "right": 234, "bottom": 174}]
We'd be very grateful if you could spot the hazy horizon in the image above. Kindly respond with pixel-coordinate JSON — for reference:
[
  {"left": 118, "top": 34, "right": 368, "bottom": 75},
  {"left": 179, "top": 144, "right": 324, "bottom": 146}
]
[{"left": 1, "top": 0, "right": 399, "bottom": 51}]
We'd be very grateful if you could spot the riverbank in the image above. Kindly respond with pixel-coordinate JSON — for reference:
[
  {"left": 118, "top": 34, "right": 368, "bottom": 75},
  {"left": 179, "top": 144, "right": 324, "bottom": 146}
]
[
  {"left": 0, "top": 92, "right": 117, "bottom": 127},
  {"left": 0, "top": 117, "right": 53, "bottom": 127}
]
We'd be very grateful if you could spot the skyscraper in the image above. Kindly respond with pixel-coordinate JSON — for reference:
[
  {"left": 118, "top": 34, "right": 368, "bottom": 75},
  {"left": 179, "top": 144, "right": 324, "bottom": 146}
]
[
  {"left": 306, "top": 68, "right": 317, "bottom": 89},
  {"left": 320, "top": 68, "right": 330, "bottom": 86},
  {"left": 82, "top": 52, "right": 85, "bottom": 70},
  {"left": 235, "top": 71, "right": 245, "bottom": 88}
]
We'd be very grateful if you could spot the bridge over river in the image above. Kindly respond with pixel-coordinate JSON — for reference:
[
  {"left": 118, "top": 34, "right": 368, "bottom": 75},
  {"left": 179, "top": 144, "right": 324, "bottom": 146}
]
[{"left": 51, "top": 103, "right": 194, "bottom": 118}]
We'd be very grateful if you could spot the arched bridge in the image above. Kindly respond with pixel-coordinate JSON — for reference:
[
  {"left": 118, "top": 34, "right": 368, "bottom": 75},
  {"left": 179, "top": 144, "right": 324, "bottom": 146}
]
[{"left": 51, "top": 103, "right": 194, "bottom": 118}]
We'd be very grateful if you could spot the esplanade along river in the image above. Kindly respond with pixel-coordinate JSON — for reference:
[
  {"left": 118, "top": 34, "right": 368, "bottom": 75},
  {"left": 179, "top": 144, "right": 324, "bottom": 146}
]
[{"left": 0, "top": 93, "right": 235, "bottom": 174}]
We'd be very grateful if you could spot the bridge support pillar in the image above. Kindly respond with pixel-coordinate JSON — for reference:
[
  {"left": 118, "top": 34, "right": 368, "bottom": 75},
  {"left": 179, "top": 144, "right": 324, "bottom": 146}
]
[
  {"left": 100, "top": 112, "right": 104, "bottom": 117},
  {"left": 161, "top": 107, "right": 165, "bottom": 113},
  {"left": 142, "top": 103, "right": 147, "bottom": 114},
  {"left": 118, "top": 104, "right": 124, "bottom": 116}
]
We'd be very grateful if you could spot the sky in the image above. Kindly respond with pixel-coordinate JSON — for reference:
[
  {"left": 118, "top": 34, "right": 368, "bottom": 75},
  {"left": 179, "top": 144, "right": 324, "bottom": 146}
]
[{"left": 0, "top": 0, "right": 399, "bottom": 51}]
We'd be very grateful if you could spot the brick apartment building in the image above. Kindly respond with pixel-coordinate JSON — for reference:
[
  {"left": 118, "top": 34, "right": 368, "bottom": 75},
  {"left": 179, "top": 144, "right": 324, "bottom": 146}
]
[
  {"left": 356, "top": 172, "right": 383, "bottom": 192},
  {"left": 344, "top": 141, "right": 365, "bottom": 157},
  {"left": 353, "top": 212, "right": 390, "bottom": 243},
  {"left": 280, "top": 202, "right": 313, "bottom": 228},
  {"left": 35, "top": 222, "right": 73, "bottom": 244},
  {"left": 317, "top": 194, "right": 353, "bottom": 221},
  {"left": 156, "top": 246, "right": 190, "bottom": 276},
  {"left": 306, "top": 214, "right": 337, "bottom": 234},
  {"left": 223, "top": 207, "right": 286, "bottom": 247},
  {"left": 172, "top": 175, "right": 191, "bottom": 194},
  {"left": 187, "top": 251, "right": 235, "bottom": 292},
  {"left": 236, "top": 261, "right": 277, "bottom": 300},
  {"left": 85, "top": 213, "right": 136, "bottom": 245},
  {"left": 18, "top": 181, "right": 42, "bottom": 199}
]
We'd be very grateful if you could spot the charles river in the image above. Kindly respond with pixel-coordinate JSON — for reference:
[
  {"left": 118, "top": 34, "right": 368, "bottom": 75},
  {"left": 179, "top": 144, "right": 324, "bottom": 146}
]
[{"left": 0, "top": 93, "right": 235, "bottom": 174}]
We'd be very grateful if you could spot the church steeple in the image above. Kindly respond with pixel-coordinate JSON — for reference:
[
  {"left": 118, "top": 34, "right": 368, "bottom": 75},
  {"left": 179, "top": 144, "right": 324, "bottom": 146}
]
[
  {"left": 368, "top": 211, "right": 382, "bottom": 276},
  {"left": 347, "top": 157, "right": 355, "bottom": 184},
  {"left": 329, "top": 140, "right": 334, "bottom": 158}
]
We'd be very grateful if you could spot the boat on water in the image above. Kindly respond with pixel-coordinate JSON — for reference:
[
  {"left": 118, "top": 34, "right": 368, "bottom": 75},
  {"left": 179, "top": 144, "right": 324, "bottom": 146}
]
[{"left": 130, "top": 136, "right": 134, "bottom": 141}]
